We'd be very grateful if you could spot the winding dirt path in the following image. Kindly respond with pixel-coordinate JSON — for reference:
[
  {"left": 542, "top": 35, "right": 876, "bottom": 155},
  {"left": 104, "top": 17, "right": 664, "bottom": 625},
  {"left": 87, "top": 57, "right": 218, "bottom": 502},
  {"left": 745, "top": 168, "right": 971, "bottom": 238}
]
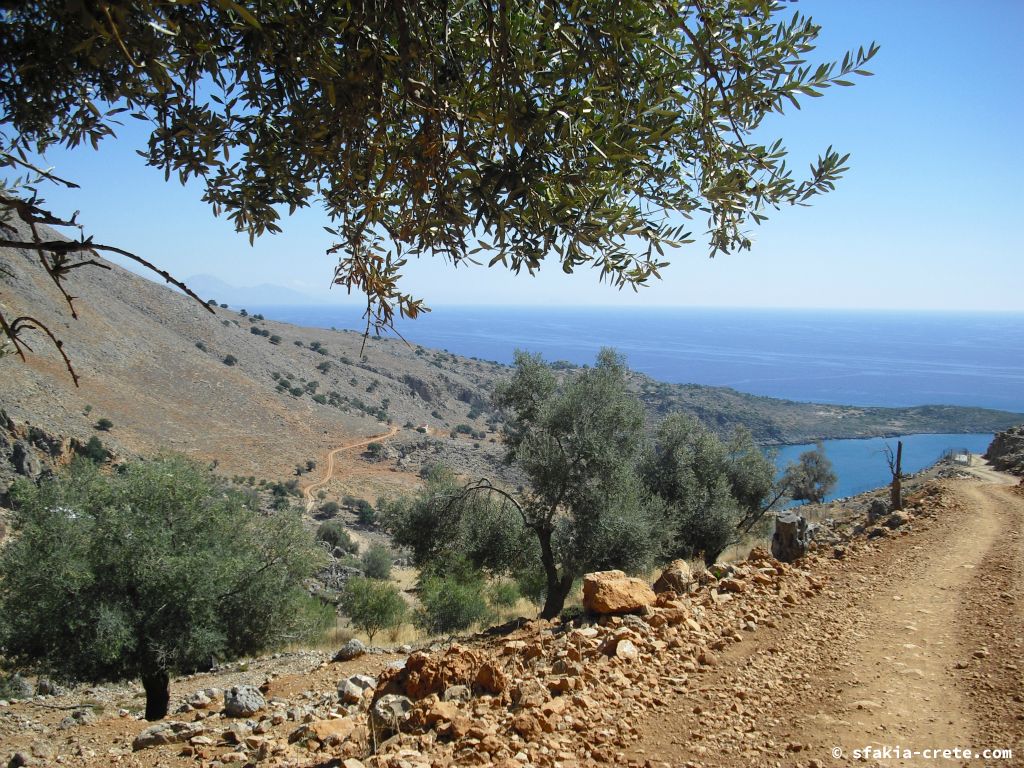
[
  {"left": 301, "top": 425, "right": 399, "bottom": 511},
  {"left": 631, "top": 462, "right": 1024, "bottom": 766}
]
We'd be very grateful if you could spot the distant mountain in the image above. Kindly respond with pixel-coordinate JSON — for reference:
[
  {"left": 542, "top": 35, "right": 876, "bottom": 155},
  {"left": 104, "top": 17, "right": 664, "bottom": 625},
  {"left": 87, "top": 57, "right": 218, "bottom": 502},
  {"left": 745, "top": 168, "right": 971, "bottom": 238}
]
[{"left": 185, "top": 274, "right": 317, "bottom": 307}]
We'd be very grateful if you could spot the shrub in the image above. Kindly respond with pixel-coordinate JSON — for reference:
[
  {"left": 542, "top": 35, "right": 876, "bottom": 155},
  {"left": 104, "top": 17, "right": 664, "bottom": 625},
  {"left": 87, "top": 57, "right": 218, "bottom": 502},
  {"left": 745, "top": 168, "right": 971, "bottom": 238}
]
[
  {"left": 0, "top": 457, "right": 326, "bottom": 720},
  {"left": 78, "top": 436, "right": 109, "bottom": 464},
  {"left": 223, "top": 355, "right": 237, "bottom": 366},
  {"left": 269, "top": 335, "right": 281, "bottom": 345},
  {"left": 454, "top": 424, "right": 474, "bottom": 435},
  {"left": 319, "top": 501, "right": 340, "bottom": 516},
  {"left": 360, "top": 544, "right": 392, "bottom": 580},
  {"left": 415, "top": 572, "right": 490, "bottom": 636},
  {"left": 487, "top": 580, "right": 521, "bottom": 609},
  {"left": 340, "top": 577, "right": 406, "bottom": 644},
  {"left": 317, "top": 361, "right": 331, "bottom": 373},
  {"left": 195, "top": 341, "right": 207, "bottom": 351},
  {"left": 312, "top": 393, "right": 327, "bottom": 405},
  {"left": 94, "top": 418, "right": 113, "bottom": 431},
  {"left": 354, "top": 499, "right": 377, "bottom": 527},
  {"left": 316, "top": 520, "right": 358, "bottom": 554},
  {"left": 365, "top": 442, "right": 385, "bottom": 459}
]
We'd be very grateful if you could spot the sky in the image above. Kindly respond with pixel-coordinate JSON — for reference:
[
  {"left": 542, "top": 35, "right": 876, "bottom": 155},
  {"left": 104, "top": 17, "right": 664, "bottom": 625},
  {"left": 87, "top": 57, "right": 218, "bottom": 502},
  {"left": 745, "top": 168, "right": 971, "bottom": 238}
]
[{"left": 21, "top": 0, "right": 1024, "bottom": 312}]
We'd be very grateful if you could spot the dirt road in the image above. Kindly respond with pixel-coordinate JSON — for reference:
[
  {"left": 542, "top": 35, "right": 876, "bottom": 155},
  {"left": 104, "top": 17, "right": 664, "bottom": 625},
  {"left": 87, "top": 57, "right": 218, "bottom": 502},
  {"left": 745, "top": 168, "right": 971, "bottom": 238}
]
[
  {"left": 302, "top": 425, "right": 399, "bottom": 511},
  {"left": 632, "top": 463, "right": 1024, "bottom": 766}
]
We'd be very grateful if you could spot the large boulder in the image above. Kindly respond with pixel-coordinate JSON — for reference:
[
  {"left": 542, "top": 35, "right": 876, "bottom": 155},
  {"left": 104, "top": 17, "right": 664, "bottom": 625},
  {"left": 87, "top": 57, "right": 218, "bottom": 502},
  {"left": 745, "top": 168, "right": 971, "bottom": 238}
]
[
  {"left": 867, "top": 498, "right": 889, "bottom": 523},
  {"left": 582, "top": 570, "right": 656, "bottom": 615},
  {"left": 771, "top": 512, "right": 809, "bottom": 563},
  {"left": 223, "top": 685, "right": 265, "bottom": 718},
  {"left": 653, "top": 559, "right": 693, "bottom": 595},
  {"left": 333, "top": 638, "right": 367, "bottom": 662}
]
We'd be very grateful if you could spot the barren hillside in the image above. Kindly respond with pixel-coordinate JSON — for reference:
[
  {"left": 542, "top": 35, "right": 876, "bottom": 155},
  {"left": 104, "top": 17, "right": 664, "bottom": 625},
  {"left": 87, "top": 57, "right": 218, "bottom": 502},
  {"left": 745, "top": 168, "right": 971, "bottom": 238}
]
[{"left": 2, "top": 223, "right": 1020, "bottom": 499}]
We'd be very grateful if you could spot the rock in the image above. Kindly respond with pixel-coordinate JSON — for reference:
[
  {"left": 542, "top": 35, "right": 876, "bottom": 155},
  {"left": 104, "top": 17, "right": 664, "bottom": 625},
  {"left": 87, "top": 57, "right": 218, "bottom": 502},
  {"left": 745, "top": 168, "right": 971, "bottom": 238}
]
[
  {"left": 288, "top": 717, "right": 356, "bottom": 746},
  {"left": 0, "top": 674, "right": 32, "bottom": 700},
  {"left": 59, "top": 709, "right": 97, "bottom": 729},
  {"left": 35, "top": 678, "right": 63, "bottom": 696},
  {"left": 187, "top": 691, "right": 213, "bottom": 709},
  {"left": 746, "top": 546, "right": 774, "bottom": 562},
  {"left": 224, "top": 685, "right": 265, "bottom": 717},
  {"left": 653, "top": 559, "right": 693, "bottom": 594},
  {"left": 370, "top": 694, "right": 412, "bottom": 738},
  {"left": 132, "top": 721, "right": 204, "bottom": 751},
  {"left": 342, "top": 760, "right": 367, "bottom": 768},
  {"left": 333, "top": 639, "right": 367, "bottom": 662},
  {"left": 11, "top": 441, "right": 41, "bottom": 478},
  {"left": 771, "top": 512, "right": 809, "bottom": 563},
  {"left": 719, "top": 578, "right": 746, "bottom": 594},
  {"left": 338, "top": 674, "right": 376, "bottom": 704},
  {"left": 582, "top": 570, "right": 656, "bottom": 615},
  {"left": 868, "top": 498, "right": 889, "bottom": 523},
  {"left": 7, "top": 753, "right": 29, "bottom": 768},
  {"left": 441, "top": 685, "right": 471, "bottom": 702},
  {"left": 614, "top": 639, "right": 639, "bottom": 660},
  {"left": 884, "top": 511, "right": 911, "bottom": 529}
]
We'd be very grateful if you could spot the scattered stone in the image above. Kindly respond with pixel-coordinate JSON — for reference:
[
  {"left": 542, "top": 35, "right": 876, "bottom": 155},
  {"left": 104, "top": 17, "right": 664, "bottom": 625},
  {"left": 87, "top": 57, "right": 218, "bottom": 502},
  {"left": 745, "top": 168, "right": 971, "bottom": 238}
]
[
  {"left": 868, "top": 498, "right": 889, "bottom": 523},
  {"left": 582, "top": 570, "right": 656, "bottom": 614},
  {"left": 442, "top": 685, "right": 471, "bottom": 702},
  {"left": 884, "top": 511, "right": 911, "bottom": 529},
  {"left": 224, "top": 685, "right": 265, "bottom": 717}
]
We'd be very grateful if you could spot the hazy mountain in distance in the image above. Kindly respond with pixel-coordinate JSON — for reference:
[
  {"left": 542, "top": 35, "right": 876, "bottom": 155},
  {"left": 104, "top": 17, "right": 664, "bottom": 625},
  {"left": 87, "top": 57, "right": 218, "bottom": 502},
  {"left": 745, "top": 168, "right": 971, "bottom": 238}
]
[{"left": 185, "top": 274, "right": 317, "bottom": 307}]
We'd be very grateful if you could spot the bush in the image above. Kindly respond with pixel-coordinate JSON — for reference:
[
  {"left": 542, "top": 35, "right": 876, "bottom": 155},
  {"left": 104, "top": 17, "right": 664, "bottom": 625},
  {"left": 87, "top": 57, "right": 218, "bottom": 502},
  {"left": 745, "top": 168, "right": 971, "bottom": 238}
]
[
  {"left": 360, "top": 544, "right": 392, "bottom": 580},
  {"left": 365, "top": 442, "right": 385, "bottom": 459},
  {"left": 269, "top": 335, "right": 282, "bottom": 345},
  {"left": 340, "top": 577, "right": 406, "bottom": 644},
  {"left": 487, "top": 580, "right": 521, "bottom": 609},
  {"left": 316, "top": 520, "right": 358, "bottom": 554},
  {"left": 94, "top": 418, "right": 113, "bottom": 431},
  {"left": 78, "top": 436, "right": 109, "bottom": 464},
  {"left": 319, "top": 501, "right": 340, "bottom": 516},
  {"left": 414, "top": 570, "right": 490, "bottom": 636},
  {"left": 223, "top": 355, "right": 237, "bottom": 366},
  {"left": 0, "top": 457, "right": 326, "bottom": 720},
  {"left": 317, "top": 361, "right": 331, "bottom": 373},
  {"left": 195, "top": 341, "right": 207, "bottom": 351}
]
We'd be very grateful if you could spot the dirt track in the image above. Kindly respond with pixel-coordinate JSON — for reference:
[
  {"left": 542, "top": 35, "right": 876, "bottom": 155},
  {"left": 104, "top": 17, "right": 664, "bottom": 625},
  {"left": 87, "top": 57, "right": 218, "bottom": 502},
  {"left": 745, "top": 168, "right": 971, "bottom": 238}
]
[
  {"left": 302, "top": 425, "right": 400, "bottom": 511},
  {"left": 632, "top": 463, "right": 1024, "bottom": 766}
]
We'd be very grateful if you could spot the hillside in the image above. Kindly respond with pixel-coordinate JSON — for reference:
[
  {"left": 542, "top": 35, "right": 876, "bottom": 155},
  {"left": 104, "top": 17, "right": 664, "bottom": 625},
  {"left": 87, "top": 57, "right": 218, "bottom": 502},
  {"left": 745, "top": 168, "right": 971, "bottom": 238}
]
[{"left": 1, "top": 223, "right": 1021, "bottom": 498}]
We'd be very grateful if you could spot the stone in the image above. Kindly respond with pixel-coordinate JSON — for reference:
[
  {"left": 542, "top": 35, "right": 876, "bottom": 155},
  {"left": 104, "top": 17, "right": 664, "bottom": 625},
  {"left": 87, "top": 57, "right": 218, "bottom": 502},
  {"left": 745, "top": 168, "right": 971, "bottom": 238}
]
[
  {"left": 224, "top": 685, "right": 265, "bottom": 717},
  {"left": 884, "top": 511, "right": 911, "bottom": 529},
  {"left": 288, "top": 717, "right": 356, "bottom": 746},
  {"left": 338, "top": 674, "right": 376, "bottom": 704},
  {"left": 0, "top": 674, "right": 32, "bottom": 700},
  {"left": 614, "top": 639, "right": 639, "bottom": 660},
  {"left": 59, "top": 709, "right": 97, "bottom": 729},
  {"left": 442, "top": 685, "right": 471, "bottom": 702},
  {"left": 132, "top": 721, "right": 204, "bottom": 751},
  {"left": 370, "top": 694, "right": 413, "bottom": 738},
  {"left": 771, "top": 512, "right": 809, "bottom": 563},
  {"left": 582, "top": 570, "right": 656, "bottom": 615},
  {"left": 11, "top": 441, "right": 41, "bottom": 478},
  {"left": 333, "top": 639, "right": 367, "bottom": 662},
  {"left": 653, "top": 559, "right": 693, "bottom": 595},
  {"left": 187, "top": 691, "right": 213, "bottom": 709},
  {"left": 868, "top": 498, "right": 889, "bottom": 523}
]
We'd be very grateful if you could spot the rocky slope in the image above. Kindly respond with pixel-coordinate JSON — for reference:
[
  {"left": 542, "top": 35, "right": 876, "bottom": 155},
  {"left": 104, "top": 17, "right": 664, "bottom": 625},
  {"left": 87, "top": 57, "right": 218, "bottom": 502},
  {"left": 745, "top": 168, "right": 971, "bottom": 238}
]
[
  {"left": 985, "top": 425, "right": 1024, "bottom": 476},
  {"left": 3, "top": 463, "right": 1021, "bottom": 768}
]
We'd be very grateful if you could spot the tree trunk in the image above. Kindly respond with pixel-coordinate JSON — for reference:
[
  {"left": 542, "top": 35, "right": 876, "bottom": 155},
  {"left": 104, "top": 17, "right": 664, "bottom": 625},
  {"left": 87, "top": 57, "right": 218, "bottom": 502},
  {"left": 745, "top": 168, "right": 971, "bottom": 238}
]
[
  {"left": 142, "top": 669, "right": 170, "bottom": 721},
  {"left": 890, "top": 440, "right": 903, "bottom": 511},
  {"left": 537, "top": 528, "right": 572, "bottom": 620}
]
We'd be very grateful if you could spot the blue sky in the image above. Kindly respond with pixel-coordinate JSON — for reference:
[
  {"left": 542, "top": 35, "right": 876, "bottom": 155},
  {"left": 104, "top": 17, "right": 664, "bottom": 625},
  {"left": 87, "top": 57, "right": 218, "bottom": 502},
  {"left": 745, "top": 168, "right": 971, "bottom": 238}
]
[{"left": 25, "top": 0, "right": 1024, "bottom": 311}]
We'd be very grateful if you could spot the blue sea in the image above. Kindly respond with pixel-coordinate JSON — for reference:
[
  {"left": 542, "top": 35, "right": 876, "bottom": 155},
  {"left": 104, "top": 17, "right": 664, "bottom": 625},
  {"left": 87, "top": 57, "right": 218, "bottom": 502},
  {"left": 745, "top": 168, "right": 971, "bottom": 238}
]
[{"left": 252, "top": 305, "right": 1023, "bottom": 494}]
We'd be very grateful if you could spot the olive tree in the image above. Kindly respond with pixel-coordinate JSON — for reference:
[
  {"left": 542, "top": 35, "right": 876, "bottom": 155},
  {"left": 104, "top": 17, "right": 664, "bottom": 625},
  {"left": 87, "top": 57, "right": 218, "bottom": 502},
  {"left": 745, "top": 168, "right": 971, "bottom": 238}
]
[
  {"left": 781, "top": 442, "right": 837, "bottom": 504},
  {"left": 388, "top": 350, "right": 665, "bottom": 619},
  {"left": 0, "top": 1, "right": 875, "bottom": 377},
  {"left": 642, "top": 414, "right": 782, "bottom": 564},
  {"left": 0, "top": 456, "right": 328, "bottom": 720}
]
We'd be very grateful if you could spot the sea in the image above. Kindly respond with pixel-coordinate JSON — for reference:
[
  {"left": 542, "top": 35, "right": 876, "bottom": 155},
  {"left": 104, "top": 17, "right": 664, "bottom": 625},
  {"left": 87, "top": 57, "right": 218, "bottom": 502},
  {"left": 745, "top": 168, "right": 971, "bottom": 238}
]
[{"left": 251, "top": 305, "right": 1024, "bottom": 500}]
